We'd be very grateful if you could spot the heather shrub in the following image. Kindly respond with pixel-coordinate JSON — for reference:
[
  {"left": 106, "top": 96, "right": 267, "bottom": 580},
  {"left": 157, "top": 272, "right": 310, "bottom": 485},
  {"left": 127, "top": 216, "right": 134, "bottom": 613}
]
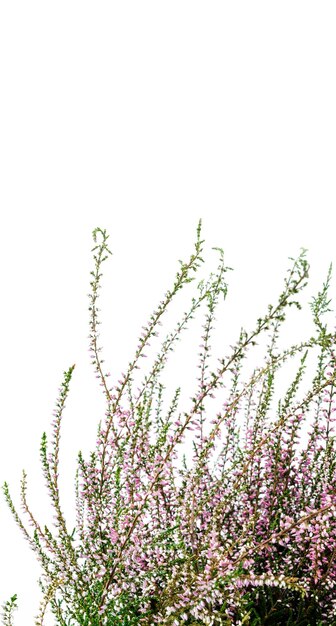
[{"left": 1, "top": 221, "right": 336, "bottom": 625}]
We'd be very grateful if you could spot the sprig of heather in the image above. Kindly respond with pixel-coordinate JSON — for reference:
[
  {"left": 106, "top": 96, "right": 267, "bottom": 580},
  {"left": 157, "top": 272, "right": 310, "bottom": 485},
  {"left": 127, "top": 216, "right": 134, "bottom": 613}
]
[
  {"left": 2, "top": 366, "right": 98, "bottom": 624},
  {"left": 2, "top": 221, "right": 336, "bottom": 625},
  {"left": 95, "top": 220, "right": 206, "bottom": 495},
  {"left": 1, "top": 595, "right": 17, "bottom": 626}
]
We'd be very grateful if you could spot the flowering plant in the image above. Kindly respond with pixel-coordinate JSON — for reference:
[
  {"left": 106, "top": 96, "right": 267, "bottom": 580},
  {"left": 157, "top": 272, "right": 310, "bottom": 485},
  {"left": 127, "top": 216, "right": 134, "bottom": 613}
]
[{"left": 2, "top": 221, "right": 336, "bottom": 625}]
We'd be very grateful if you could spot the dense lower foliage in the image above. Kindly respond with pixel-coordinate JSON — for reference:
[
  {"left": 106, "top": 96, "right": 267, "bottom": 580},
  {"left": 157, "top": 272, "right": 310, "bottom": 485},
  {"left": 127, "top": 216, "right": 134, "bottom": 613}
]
[{"left": 2, "top": 222, "right": 336, "bottom": 625}]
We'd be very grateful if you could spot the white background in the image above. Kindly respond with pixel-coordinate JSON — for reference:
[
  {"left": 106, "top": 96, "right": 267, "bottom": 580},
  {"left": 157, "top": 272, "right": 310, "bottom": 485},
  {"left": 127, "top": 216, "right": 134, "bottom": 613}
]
[{"left": 0, "top": 2, "right": 336, "bottom": 624}]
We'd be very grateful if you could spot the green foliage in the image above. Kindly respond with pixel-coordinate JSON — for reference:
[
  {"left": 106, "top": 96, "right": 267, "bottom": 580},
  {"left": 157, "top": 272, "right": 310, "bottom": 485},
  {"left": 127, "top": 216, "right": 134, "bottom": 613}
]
[
  {"left": 0, "top": 596, "right": 18, "bottom": 626},
  {"left": 238, "top": 585, "right": 331, "bottom": 626}
]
